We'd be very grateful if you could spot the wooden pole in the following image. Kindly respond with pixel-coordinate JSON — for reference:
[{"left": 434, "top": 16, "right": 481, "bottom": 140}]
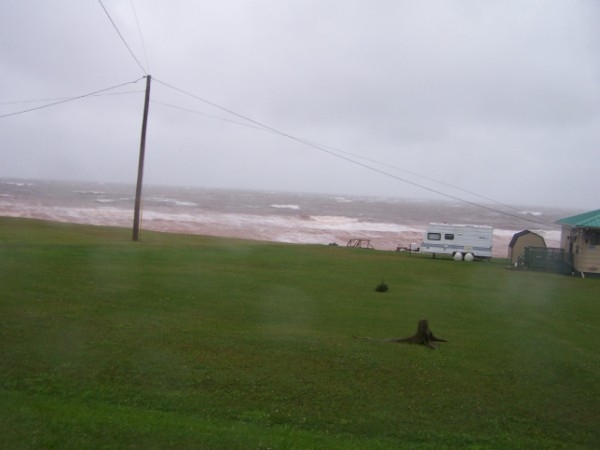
[{"left": 132, "top": 75, "right": 151, "bottom": 241}]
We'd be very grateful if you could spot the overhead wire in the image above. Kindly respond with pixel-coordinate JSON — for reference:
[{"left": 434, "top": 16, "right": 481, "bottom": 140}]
[
  {"left": 97, "top": 0, "right": 147, "bottom": 74},
  {"left": 0, "top": 78, "right": 146, "bottom": 119},
  {"left": 153, "top": 78, "right": 274, "bottom": 133},
  {"left": 151, "top": 100, "right": 284, "bottom": 133},
  {"left": 308, "top": 141, "right": 524, "bottom": 213},
  {"left": 130, "top": 0, "right": 151, "bottom": 73},
  {"left": 152, "top": 77, "right": 552, "bottom": 227},
  {"left": 0, "top": 90, "right": 144, "bottom": 106},
  {"left": 152, "top": 97, "right": 531, "bottom": 214}
]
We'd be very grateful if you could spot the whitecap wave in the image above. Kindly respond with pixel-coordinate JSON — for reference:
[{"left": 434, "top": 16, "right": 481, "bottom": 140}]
[
  {"left": 145, "top": 197, "right": 197, "bottom": 207},
  {"left": 1, "top": 181, "right": 33, "bottom": 187},
  {"left": 270, "top": 204, "right": 300, "bottom": 210},
  {"left": 75, "top": 190, "right": 106, "bottom": 195}
]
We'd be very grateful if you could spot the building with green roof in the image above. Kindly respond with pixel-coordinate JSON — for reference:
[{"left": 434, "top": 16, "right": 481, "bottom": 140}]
[{"left": 556, "top": 209, "right": 600, "bottom": 275}]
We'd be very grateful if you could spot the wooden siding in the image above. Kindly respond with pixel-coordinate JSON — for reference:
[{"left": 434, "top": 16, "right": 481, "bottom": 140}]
[{"left": 562, "top": 226, "right": 600, "bottom": 274}]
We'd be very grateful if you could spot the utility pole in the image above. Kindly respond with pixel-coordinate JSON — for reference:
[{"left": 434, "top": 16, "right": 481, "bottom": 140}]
[{"left": 132, "top": 74, "right": 151, "bottom": 241}]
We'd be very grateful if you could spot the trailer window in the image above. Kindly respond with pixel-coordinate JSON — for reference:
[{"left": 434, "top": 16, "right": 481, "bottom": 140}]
[
  {"left": 444, "top": 234, "right": 454, "bottom": 240},
  {"left": 427, "top": 232, "right": 441, "bottom": 241}
]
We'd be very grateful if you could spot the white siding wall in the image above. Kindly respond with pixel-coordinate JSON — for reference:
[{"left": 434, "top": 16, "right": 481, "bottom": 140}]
[{"left": 571, "top": 229, "right": 600, "bottom": 274}]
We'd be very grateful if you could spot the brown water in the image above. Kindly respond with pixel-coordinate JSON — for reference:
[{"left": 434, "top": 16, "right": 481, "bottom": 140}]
[{"left": 1, "top": 178, "right": 581, "bottom": 257}]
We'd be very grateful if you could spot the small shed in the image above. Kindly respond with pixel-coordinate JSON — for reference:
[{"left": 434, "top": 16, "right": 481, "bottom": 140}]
[
  {"left": 556, "top": 209, "right": 600, "bottom": 276},
  {"left": 508, "top": 230, "right": 546, "bottom": 265}
]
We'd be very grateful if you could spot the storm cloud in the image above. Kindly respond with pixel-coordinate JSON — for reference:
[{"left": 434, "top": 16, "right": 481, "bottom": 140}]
[{"left": 1, "top": 0, "right": 599, "bottom": 208}]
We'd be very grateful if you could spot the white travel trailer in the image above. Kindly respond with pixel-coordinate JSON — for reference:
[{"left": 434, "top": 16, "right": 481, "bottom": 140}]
[{"left": 420, "top": 223, "right": 493, "bottom": 260}]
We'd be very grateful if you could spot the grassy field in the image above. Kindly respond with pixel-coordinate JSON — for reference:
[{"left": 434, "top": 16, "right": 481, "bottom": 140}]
[{"left": 1, "top": 217, "right": 599, "bottom": 449}]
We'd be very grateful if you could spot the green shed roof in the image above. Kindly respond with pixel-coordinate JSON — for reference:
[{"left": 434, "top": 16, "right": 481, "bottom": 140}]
[{"left": 556, "top": 209, "right": 600, "bottom": 228}]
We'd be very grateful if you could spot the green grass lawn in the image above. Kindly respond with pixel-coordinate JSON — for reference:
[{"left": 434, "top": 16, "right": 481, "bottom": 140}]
[{"left": 1, "top": 217, "right": 599, "bottom": 449}]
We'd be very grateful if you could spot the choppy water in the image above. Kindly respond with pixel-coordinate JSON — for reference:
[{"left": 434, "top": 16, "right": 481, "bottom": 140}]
[{"left": 0, "top": 178, "right": 581, "bottom": 257}]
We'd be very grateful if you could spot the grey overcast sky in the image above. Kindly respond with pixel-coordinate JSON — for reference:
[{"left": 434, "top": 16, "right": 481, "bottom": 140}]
[{"left": 1, "top": 1, "right": 598, "bottom": 208}]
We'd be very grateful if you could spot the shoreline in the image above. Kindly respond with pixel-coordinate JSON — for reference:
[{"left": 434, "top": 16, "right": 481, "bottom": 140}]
[
  {"left": 0, "top": 178, "right": 567, "bottom": 259},
  {"left": 0, "top": 207, "right": 560, "bottom": 259}
]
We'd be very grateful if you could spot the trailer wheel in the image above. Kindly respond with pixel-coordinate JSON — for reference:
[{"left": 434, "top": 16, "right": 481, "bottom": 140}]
[
  {"left": 464, "top": 252, "right": 474, "bottom": 262},
  {"left": 453, "top": 252, "right": 463, "bottom": 261}
]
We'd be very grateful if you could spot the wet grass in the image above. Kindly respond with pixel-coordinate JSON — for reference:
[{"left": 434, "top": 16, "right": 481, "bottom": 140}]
[{"left": 1, "top": 217, "right": 599, "bottom": 449}]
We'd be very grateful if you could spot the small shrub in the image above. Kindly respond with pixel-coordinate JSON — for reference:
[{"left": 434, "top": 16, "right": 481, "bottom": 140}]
[{"left": 375, "top": 281, "right": 388, "bottom": 292}]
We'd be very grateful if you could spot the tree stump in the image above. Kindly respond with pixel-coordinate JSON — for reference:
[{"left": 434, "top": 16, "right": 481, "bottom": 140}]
[{"left": 357, "top": 319, "right": 447, "bottom": 349}]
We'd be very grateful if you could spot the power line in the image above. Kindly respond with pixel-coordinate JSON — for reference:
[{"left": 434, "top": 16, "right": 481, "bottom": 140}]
[
  {"left": 151, "top": 100, "right": 279, "bottom": 133},
  {"left": 0, "top": 78, "right": 145, "bottom": 119},
  {"left": 152, "top": 78, "right": 551, "bottom": 227},
  {"left": 0, "top": 90, "right": 144, "bottom": 106},
  {"left": 153, "top": 96, "right": 525, "bottom": 214},
  {"left": 130, "top": 0, "right": 150, "bottom": 73},
  {"left": 308, "top": 142, "right": 524, "bottom": 214},
  {"left": 97, "top": 0, "right": 147, "bottom": 74},
  {"left": 153, "top": 78, "right": 274, "bottom": 133}
]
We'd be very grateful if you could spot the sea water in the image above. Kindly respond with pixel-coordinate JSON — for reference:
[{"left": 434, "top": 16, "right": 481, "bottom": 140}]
[{"left": 0, "top": 178, "right": 579, "bottom": 257}]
